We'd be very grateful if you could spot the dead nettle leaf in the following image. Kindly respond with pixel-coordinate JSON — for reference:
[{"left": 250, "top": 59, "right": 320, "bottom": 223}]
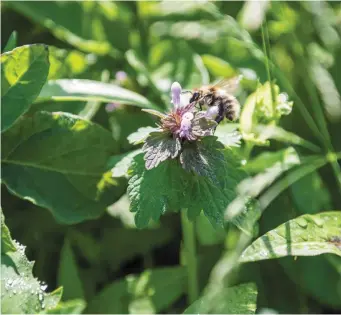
[
  {"left": 142, "top": 132, "right": 181, "bottom": 170},
  {"left": 191, "top": 112, "right": 217, "bottom": 137},
  {"left": 180, "top": 137, "right": 225, "bottom": 184}
]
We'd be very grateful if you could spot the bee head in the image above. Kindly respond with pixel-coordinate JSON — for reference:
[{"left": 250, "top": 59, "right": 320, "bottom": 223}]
[{"left": 189, "top": 91, "right": 200, "bottom": 103}]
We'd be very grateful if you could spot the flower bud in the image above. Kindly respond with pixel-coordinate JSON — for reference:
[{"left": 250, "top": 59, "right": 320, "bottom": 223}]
[{"left": 171, "top": 81, "right": 182, "bottom": 108}]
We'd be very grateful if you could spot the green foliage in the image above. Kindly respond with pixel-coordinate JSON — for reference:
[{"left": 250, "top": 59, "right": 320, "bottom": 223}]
[
  {"left": 86, "top": 267, "right": 186, "bottom": 314},
  {"left": 240, "top": 212, "right": 341, "bottom": 263},
  {"left": 128, "top": 138, "right": 247, "bottom": 228},
  {"left": 2, "top": 1, "right": 341, "bottom": 314},
  {"left": 1, "top": 44, "right": 49, "bottom": 132},
  {"left": 1, "top": 212, "right": 62, "bottom": 314},
  {"left": 2, "top": 31, "right": 17, "bottom": 53},
  {"left": 58, "top": 239, "right": 85, "bottom": 301},
  {"left": 37, "top": 79, "right": 158, "bottom": 109},
  {"left": 2, "top": 111, "right": 120, "bottom": 224},
  {"left": 184, "top": 283, "right": 258, "bottom": 314}
]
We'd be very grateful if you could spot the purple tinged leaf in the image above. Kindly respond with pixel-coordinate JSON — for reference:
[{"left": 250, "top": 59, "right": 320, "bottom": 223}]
[{"left": 143, "top": 132, "right": 181, "bottom": 170}]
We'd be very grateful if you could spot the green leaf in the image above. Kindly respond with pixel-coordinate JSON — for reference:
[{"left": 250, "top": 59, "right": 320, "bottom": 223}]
[
  {"left": 1, "top": 209, "right": 16, "bottom": 253},
  {"left": 128, "top": 138, "right": 247, "bottom": 228},
  {"left": 3, "top": 31, "right": 17, "bottom": 53},
  {"left": 2, "top": 111, "right": 121, "bottom": 224},
  {"left": 57, "top": 239, "right": 85, "bottom": 301},
  {"left": 184, "top": 283, "right": 258, "bottom": 314},
  {"left": 201, "top": 54, "right": 237, "bottom": 78},
  {"left": 1, "top": 44, "right": 50, "bottom": 132},
  {"left": 40, "top": 299, "right": 86, "bottom": 314},
  {"left": 184, "top": 145, "right": 248, "bottom": 227},
  {"left": 111, "top": 150, "right": 142, "bottom": 179},
  {"left": 1, "top": 230, "right": 61, "bottom": 313},
  {"left": 127, "top": 127, "right": 160, "bottom": 145},
  {"left": 180, "top": 137, "right": 225, "bottom": 184},
  {"left": 143, "top": 132, "right": 181, "bottom": 170},
  {"left": 8, "top": 2, "right": 130, "bottom": 55},
  {"left": 128, "top": 155, "right": 183, "bottom": 228},
  {"left": 99, "top": 227, "right": 174, "bottom": 272},
  {"left": 48, "top": 46, "right": 96, "bottom": 80},
  {"left": 291, "top": 171, "right": 332, "bottom": 214},
  {"left": 37, "top": 79, "right": 157, "bottom": 109},
  {"left": 86, "top": 267, "right": 186, "bottom": 314},
  {"left": 240, "top": 211, "right": 341, "bottom": 263}
]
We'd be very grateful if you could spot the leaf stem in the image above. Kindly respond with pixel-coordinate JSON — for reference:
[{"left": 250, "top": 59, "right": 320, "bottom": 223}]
[{"left": 180, "top": 209, "right": 199, "bottom": 304}]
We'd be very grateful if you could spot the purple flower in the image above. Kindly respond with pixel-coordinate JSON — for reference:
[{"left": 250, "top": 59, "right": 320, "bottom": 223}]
[
  {"left": 171, "top": 81, "right": 182, "bottom": 108},
  {"left": 115, "top": 71, "right": 127, "bottom": 83},
  {"left": 105, "top": 102, "right": 119, "bottom": 113}
]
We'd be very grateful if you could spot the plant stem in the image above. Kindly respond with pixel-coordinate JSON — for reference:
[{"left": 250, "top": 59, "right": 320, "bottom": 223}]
[{"left": 180, "top": 209, "right": 199, "bottom": 304}]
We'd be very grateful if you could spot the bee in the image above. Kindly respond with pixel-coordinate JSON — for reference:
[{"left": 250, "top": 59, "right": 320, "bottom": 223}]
[{"left": 188, "top": 76, "right": 242, "bottom": 124}]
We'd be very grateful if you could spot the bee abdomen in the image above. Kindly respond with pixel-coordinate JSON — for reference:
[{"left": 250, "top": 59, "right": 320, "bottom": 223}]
[{"left": 223, "top": 97, "right": 240, "bottom": 121}]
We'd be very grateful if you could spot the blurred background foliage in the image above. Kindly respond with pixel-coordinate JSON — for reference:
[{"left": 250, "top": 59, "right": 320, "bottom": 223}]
[{"left": 1, "top": 1, "right": 341, "bottom": 314}]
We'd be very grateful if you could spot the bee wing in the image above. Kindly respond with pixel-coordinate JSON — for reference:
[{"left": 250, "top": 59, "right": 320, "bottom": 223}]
[{"left": 212, "top": 75, "right": 242, "bottom": 94}]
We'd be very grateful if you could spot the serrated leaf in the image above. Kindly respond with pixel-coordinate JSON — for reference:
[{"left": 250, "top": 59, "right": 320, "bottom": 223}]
[
  {"left": 1, "top": 218, "right": 61, "bottom": 313},
  {"left": 2, "top": 111, "right": 122, "bottom": 224},
  {"left": 184, "top": 283, "right": 258, "bottom": 314},
  {"left": 240, "top": 212, "right": 341, "bottom": 263},
  {"left": 128, "top": 154, "right": 184, "bottom": 228},
  {"left": 143, "top": 132, "right": 181, "bottom": 170},
  {"left": 3, "top": 31, "right": 17, "bottom": 53},
  {"left": 184, "top": 147, "right": 248, "bottom": 227},
  {"left": 39, "top": 299, "right": 86, "bottom": 314},
  {"left": 111, "top": 149, "right": 142, "bottom": 178},
  {"left": 127, "top": 126, "right": 161, "bottom": 145},
  {"left": 86, "top": 267, "right": 186, "bottom": 314},
  {"left": 129, "top": 139, "right": 247, "bottom": 228},
  {"left": 57, "top": 239, "right": 85, "bottom": 301},
  {"left": 180, "top": 137, "right": 225, "bottom": 184},
  {"left": 37, "top": 79, "right": 158, "bottom": 109},
  {"left": 1, "top": 44, "right": 50, "bottom": 132},
  {"left": 1, "top": 209, "right": 16, "bottom": 253}
]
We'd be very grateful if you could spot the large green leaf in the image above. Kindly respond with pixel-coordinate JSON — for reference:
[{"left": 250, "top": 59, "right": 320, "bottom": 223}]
[
  {"left": 2, "top": 111, "right": 122, "bottom": 224},
  {"left": 37, "top": 79, "right": 158, "bottom": 109},
  {"left": 1, "top": 44, "right": 49, "bottom": 132},
  {"left": 128, "top": 138, "right": 247, "bottom": 228},
  {"left": 184, "top": 283, "right": 258, "bottom": 314},
  {"left": 240, "top": 212, "right": 341, "bottom": 263},
  {"left": 7, "top": 1, "right": 130, "bottom": 55},
  {"left": 1, "top": 211, "right": 62, "bottom": 314},
  {"left": 86, "top": 267, "right": 186, "bottom": 314},
  {"left": 57, "top": 239, "right": 85, "bottom": 301}
]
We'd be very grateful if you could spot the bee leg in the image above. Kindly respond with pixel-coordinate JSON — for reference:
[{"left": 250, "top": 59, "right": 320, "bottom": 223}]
[{"left": 215, "top": 114, "right": 224, "bottom": 124}]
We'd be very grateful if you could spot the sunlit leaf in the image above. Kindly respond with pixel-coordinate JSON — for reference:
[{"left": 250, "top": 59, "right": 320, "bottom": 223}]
[
  {"left": 1, "top": 44, "right": 49, "bottom": 132},
  {"left": 39, "top": 299, "right": 86, "bottom": 314},
  {"left": 1, "top": 212, "right": 62, "bottom": 313},
  {"left": 8, "top": 2, "right": 130, "bottom": 55},
  {"left": 184, "top": 283, "right": 258, "bottom": 314},
  {"left": 48, "top": 46, "right": 96, "bottom": 80},
  {"left": 142, "top": 132, "right": 181, "bottom": 170},
  {"left": 37, "top": 79, "right": 158, "bottom": 109},
  {"left": 240, "top": 212, "right": 341, "bottom": 263},
  {"left": 1, "top": 209, "right": 16, "bottom": 253},
  {"left": 127, "top": 127, "right": 161, "bottom": 145}
]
